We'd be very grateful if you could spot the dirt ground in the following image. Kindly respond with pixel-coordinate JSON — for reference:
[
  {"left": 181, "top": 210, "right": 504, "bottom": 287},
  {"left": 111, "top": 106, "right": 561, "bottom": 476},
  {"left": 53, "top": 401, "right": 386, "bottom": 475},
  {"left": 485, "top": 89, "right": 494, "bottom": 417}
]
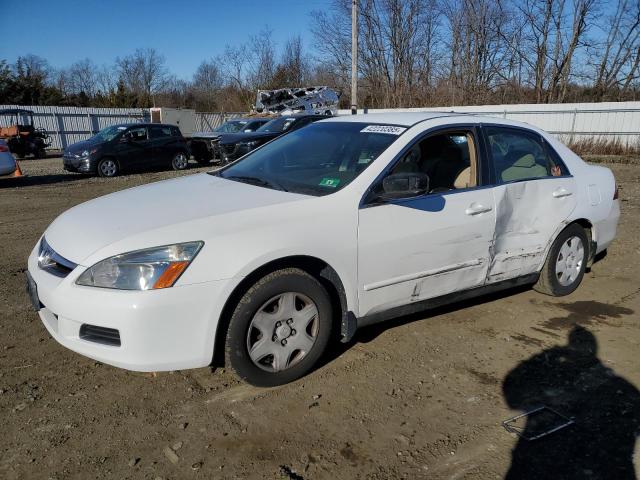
[{"left": 1, "top": 158, "right": 639, "bottom": 480}]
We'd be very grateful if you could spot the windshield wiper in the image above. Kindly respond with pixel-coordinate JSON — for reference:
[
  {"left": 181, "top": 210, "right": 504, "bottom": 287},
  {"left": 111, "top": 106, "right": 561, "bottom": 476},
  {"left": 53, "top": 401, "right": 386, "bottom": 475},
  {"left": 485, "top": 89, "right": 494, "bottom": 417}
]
[{"left": 224, "top": 175, "right": 288, "bottom": 192}]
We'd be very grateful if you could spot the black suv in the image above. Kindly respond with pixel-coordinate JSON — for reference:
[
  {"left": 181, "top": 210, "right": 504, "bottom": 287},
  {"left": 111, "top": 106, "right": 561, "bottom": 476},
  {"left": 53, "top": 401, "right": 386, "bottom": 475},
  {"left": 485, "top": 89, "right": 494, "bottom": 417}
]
[
  {"left": 217, "top": 114, "right": 328, "bottom": 162},
  {"left": 63, "top": 123, "right": 190, "bottom": 177}
]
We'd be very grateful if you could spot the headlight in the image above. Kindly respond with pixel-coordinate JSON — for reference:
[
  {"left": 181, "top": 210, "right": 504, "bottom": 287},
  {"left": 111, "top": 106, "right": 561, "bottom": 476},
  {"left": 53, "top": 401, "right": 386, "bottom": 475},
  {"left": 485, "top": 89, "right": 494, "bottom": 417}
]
[
  {"left": 76, "top": 242, "right": 203, "bottom": 290},
  {"left": 80, "top": 148, "right": 97, "bottom": 157}
]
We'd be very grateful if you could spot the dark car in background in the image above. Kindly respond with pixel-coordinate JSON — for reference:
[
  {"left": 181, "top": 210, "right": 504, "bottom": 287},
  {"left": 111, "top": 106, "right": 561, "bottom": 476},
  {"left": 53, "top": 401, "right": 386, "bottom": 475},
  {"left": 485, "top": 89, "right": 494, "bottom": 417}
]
[
  {"left": 63, "top": 123, "right": 189, "bottom": 177},
  {"left": 189, "top": 117, "right": 272, "bottom": 165},
  {"left": 217, "top": 114, "right": 328, "bottom": 163}
]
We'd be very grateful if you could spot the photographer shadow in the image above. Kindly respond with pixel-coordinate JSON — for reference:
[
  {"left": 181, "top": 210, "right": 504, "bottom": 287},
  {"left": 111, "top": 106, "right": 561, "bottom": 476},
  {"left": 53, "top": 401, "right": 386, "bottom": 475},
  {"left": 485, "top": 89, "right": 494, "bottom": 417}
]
[{"left": 503, "top": 325, "right": 640, "bottom": 479}]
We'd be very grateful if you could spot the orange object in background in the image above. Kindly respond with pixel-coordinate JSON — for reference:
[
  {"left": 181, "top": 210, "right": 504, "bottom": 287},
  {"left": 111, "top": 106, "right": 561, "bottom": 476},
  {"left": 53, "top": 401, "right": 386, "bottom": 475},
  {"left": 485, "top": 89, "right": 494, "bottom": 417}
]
[{"left": 12, "top": 160, "right": 23, "bottom": 177}]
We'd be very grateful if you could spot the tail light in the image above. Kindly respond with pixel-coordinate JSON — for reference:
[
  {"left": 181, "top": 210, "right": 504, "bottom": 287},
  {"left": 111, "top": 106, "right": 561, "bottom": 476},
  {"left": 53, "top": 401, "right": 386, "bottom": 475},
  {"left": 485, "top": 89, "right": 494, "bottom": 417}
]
[
  {"left": 0, "top": 145, "right": 8, "bottom": 152},
  {"left": 613, "top": 185, "right": 619, "bottom": 200}
]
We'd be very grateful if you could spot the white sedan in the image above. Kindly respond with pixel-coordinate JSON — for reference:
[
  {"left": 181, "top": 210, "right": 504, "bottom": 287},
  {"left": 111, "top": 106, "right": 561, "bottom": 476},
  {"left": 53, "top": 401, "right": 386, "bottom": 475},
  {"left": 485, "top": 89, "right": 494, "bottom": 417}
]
[{"left": 27, "top": 113, "right": 620, "bottom": 386}]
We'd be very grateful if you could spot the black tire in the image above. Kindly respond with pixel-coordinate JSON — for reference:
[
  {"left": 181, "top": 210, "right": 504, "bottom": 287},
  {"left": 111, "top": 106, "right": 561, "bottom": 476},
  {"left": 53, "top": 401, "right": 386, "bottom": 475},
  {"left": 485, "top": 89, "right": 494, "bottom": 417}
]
[
  {"left": 171, "top": 151, "right": 189, "bottom": 170},
  {"left": 534, "top": 223, "right": 589, "bottom": 296},
  {"left": 225, "top": 268, "right": 333, "bottom": 387},
  {"left": 97, "top": 157, "right": 119, "bottom": 178}
]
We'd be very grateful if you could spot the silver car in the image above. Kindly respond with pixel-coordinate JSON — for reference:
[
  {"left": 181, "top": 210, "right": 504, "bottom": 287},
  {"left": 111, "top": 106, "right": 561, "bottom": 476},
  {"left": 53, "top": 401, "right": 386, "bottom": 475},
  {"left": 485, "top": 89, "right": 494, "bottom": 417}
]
[{"left": 0, "top": 139, "right": 17, "bottom": 176}]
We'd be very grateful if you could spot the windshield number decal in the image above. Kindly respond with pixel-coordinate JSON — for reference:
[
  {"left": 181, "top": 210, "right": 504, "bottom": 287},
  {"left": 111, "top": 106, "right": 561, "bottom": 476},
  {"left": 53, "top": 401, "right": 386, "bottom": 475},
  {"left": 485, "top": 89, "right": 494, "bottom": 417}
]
[
  {"left": 319, "top": 178, "right": 340, "bottom": 188},
  {"left": 360, "top": 125, "right": 406, "bottom": 135}
]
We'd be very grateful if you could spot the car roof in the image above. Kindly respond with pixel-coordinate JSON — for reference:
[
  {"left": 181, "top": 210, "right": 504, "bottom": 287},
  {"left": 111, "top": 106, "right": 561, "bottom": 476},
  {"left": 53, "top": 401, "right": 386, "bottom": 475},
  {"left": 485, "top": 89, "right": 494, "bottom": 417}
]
[
  {"left": 226, "top": 117, "right": 271, "bottom": 122},
  {"left": 108, "top": 123, "right": 177, "bottom": 128},
  {"left": 322, "top": 112, "right": 457, "bottom": 127},
  {"left": 319, "top": 112, "right": 545, "bottom": 132}
]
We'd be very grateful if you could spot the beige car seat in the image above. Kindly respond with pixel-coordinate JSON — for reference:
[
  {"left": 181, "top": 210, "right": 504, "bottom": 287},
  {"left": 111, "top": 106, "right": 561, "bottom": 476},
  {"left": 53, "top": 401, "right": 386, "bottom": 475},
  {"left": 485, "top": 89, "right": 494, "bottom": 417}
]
[{"left": 501, "top": 153, "right": 547, "bottom": 182}]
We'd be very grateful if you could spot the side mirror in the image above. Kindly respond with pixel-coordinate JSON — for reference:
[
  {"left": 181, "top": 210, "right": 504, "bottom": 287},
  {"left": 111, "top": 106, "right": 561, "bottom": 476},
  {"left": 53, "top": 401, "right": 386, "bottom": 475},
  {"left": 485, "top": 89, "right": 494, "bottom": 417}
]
[{"left": 381, "top": 172, "right": 429, "bottom": 200}]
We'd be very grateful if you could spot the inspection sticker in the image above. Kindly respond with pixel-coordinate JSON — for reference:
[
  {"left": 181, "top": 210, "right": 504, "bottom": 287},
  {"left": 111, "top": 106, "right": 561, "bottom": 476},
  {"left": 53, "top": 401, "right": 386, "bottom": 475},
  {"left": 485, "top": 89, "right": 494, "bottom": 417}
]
[
  {"left": 360, "top": 125, "right": 406, "bottom": 135},
  {"left": 319, "top": 177, "right": 341, "bottom": 188}
]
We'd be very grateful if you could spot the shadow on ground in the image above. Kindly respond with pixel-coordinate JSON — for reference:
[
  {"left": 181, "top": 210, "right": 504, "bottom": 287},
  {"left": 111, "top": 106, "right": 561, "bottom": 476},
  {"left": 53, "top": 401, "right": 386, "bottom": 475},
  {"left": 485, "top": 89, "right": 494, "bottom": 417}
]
[{"left": 503, "top": 324, "right": 639, "bottom": 479}]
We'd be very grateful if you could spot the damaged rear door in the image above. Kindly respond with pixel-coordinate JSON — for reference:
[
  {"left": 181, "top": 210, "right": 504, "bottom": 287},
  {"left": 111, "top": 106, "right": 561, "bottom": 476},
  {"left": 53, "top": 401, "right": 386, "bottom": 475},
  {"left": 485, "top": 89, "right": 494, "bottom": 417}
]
[{"left": 483, "top": 126, "right": 577, "bottom": 283}]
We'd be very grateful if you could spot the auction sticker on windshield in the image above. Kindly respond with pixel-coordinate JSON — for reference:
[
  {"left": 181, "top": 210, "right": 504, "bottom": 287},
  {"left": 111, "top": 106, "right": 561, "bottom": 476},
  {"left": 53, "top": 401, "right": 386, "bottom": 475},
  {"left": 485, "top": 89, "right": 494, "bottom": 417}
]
[{"left": 360, "top": 125, "right": 406, "bottom": 135}]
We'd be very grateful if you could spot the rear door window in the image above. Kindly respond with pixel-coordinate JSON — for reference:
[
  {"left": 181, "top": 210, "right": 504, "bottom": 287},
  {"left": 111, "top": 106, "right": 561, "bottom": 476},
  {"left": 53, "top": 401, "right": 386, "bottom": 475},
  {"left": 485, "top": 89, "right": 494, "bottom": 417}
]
[
  {"left": 149, "top": 126, "right": 173, "bottom": 139},
  {"left": 485, "top": 127, "right": 568, "bottom": 183}
]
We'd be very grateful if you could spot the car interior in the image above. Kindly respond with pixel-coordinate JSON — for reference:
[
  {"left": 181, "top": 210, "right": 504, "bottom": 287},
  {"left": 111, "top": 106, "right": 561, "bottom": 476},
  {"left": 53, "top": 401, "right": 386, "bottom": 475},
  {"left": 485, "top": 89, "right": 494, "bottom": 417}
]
[
  {"left": 486, "top": 129, "right": 565, "bottom": 182},
  {"left": 389, "top": 132, "right": 477, "bottom": 193},
  {"left": 126, "top": 127, "right": 148, "bottom": 142}
]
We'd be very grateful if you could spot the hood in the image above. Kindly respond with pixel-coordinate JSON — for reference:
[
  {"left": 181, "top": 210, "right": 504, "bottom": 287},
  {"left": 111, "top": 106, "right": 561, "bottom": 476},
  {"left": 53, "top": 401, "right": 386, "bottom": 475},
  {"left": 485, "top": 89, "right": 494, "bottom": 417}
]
[
  {"left": 65, "top": 137, "right": 103, "bottom": 154},
  {"left": 218, "top": 131, "right": 278, "bottom": 145},
  {"left": 44, "top": 173, "right": 307, "bottom": 264},
  {"left": 191, "top": 132, "right": 221, "bottom": 140}
]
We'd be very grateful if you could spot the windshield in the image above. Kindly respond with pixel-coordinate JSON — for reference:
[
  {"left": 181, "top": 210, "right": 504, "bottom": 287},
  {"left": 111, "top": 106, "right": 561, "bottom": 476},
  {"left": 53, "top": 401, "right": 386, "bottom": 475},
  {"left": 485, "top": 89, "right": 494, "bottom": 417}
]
[
  {"left": 256, "top": 116, "right": 297, "bottom": 133},
  {"left": 92, "top": 125, "right": 126, "bottom": 142},
  {"left": 215, "top": 120, "right": 248, "bottom": 133},
  {"left": 216, "top": 122, "right": 402, "bottom": 196}
]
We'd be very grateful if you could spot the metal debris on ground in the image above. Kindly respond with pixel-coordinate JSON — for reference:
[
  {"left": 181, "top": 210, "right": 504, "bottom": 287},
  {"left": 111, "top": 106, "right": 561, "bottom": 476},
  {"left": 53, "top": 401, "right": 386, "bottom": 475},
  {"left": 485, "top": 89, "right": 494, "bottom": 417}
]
[{"left": 502, "top": 405, "right": 575, "bottom": 441}]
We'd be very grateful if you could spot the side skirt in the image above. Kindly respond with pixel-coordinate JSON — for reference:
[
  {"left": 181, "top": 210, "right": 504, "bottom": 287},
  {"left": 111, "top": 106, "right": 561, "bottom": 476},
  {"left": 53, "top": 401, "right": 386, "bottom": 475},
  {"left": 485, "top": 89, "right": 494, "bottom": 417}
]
[{"left": 355, "top": 273, "right": 539, "bottom": 329}]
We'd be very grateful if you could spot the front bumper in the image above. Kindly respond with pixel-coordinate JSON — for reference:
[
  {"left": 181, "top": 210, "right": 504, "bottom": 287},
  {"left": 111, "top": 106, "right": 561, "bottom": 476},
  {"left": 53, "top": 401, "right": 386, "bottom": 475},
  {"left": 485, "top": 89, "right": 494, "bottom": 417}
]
[
  {"left": 63, "top": 154, "right": 95, "bottom": 173},
  {"left": 27, "top": 244, "right": 235, "bottom": 372}
]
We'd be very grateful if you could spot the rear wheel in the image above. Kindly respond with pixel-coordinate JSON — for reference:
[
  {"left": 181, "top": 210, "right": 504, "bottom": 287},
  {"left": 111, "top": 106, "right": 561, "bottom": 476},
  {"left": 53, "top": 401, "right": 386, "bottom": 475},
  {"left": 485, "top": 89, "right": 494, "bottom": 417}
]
[
  {"left": 172, "top": 151, "right": 189, "bottom": 170},
  {"left": 534, "top": 223, "right": 588, "bottom": 296},
  {"left": 97, "top": 158, "right": 119, "bottom": 178},
  {"left": 225, "top": 268, "right": 333, "bottom": 386}
]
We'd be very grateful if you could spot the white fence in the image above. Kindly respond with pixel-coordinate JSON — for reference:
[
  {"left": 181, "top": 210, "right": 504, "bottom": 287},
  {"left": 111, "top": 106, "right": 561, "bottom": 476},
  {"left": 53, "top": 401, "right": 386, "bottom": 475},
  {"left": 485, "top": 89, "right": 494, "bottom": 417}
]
[
  {"left": 339, "top": 101, "right": 640, "bottom": 145},
  {"left": 0, "top": 105, "right": 246, "bottom": 151},
  {"left": 4, "top": 101, "right": 640, "bottom": 151}
]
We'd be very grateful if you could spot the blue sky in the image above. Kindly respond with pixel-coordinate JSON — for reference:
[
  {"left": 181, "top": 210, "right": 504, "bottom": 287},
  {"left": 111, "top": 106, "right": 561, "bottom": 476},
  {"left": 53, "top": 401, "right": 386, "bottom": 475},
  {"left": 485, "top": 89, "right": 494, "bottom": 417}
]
[{"left": 2, "top": 0, "right": 327, "bottom": 79}]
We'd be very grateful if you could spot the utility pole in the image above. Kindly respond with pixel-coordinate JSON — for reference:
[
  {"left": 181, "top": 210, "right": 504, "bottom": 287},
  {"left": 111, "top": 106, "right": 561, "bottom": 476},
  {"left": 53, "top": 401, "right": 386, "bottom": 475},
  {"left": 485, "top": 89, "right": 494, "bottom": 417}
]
[{"left": 351, "top": 0, "right": 358, "bottom": 115}]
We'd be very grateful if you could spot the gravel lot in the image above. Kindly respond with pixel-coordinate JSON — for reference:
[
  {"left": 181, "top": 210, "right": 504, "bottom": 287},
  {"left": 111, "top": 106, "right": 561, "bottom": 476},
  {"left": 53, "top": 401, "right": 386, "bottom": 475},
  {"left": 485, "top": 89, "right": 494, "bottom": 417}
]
[{"left": 1, "top": 158, "right": 639, "bottom": 480}]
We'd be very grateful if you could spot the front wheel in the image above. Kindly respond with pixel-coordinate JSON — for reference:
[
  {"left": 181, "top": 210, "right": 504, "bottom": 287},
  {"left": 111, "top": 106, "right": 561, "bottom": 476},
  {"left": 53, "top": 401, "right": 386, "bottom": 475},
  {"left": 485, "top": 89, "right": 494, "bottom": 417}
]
[
  {"left": 534, "top": 223, "right": 588, "bottom": 296},
  {"left": 171, "top": 151, "right": 189, "bottom": 170},
  {"left": 225, "top": 268, "right": 333, "bottom": 387},
  {"left": 97, "top": 158, "right": 119, "bottom": 178}
]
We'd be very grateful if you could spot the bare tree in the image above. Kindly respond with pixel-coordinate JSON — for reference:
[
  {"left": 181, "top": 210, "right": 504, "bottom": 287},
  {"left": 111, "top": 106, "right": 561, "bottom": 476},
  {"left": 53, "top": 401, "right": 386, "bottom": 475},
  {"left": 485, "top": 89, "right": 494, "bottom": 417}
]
[
  {"left": 116, "top": 48, "right": 169, "bottom": 106},
  {"left": 247, "top": 27, "right": 277, "bottom": 89},
  {"left": 65, "top": 59, "right": 99, "bottom": 97},
  {"left": 312, "top": 0, "right": 443, "bottom": 108},
  {"left": 192, "top": 59, "right": 224, "bottom": 110},
  {"left": 592, "top": 0, "right": 640, "bottom": 98},
  {"left": 274, "top": 35, "right": 308, "bottom": 86},
  {"left": 516, "top": 0, "right": 596, "bottom": 103}
]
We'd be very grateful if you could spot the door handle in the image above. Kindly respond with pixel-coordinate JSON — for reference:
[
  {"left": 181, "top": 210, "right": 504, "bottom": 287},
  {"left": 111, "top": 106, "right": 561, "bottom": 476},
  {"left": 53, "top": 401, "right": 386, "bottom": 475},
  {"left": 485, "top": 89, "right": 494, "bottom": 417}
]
[
  {"left": 552, "top": 188, "right": 573, "bottom": 198},
  {"left": 465, "top": 203, "right": 493, "bottom": 215}
]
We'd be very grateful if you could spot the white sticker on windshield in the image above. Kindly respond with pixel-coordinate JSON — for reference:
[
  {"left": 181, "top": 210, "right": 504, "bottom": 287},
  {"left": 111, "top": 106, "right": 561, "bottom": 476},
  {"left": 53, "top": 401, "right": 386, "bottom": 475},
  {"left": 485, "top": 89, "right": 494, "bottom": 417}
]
[
  {"left": 117, "top": 126, "right": 127, "bottom": 130},
  {"left": 360, "top": 125, "right": 406, "bottom": 135}
]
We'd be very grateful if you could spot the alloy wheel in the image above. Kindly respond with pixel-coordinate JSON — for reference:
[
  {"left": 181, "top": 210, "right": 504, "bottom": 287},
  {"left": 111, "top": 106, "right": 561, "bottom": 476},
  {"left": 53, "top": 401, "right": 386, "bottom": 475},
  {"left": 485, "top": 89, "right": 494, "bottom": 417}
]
[
  {"left": 99, "top": 159, "right": 117, "bottom": 177},
  {"left": 173, "top": 153, "right": 188, "bottom": 169}
]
